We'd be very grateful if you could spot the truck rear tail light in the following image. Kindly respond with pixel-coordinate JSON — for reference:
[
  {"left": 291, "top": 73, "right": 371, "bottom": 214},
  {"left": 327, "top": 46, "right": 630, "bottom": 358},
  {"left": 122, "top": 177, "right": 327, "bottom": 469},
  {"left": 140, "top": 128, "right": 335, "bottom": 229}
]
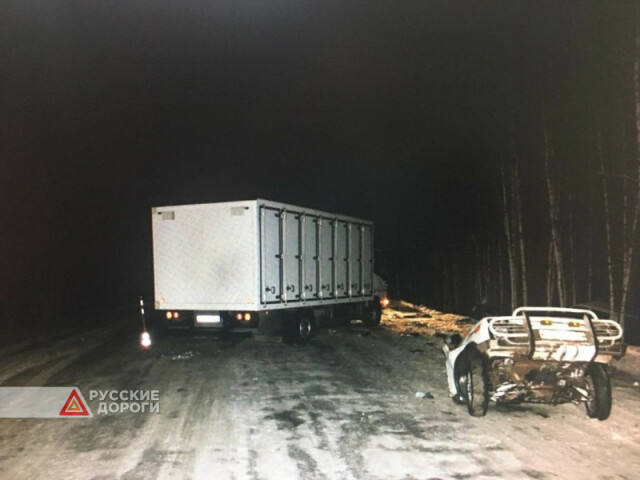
[
  {"left": 380, "top": 297, "right": 390, "bottom": 308},
  {"left": 173, "top": 312, "right": 180, "bottom": 319},
  {"left": 165, "top": 311, "right": 172, "bottom": 320},
  {"left": 236, "top": 313, "right": 243, "bottom": 321},
  {"left": 244, "top": 313, "right": 251, "bottom": 321}
]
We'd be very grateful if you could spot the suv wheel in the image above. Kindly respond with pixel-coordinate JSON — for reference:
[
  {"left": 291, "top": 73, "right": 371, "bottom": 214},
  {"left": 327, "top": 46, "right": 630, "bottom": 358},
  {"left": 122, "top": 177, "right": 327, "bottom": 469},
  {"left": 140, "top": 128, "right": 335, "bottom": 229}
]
[
  {"left": 584, "top": 363, "right": 612, "bottom": 420},
  {"left": 463, "top": 349, "right": 489, "bottom": 417}
]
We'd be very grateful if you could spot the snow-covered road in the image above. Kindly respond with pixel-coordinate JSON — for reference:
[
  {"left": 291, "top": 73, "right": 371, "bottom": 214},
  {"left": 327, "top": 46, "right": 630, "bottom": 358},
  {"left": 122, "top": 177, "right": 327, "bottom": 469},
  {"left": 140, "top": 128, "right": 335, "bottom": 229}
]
[{"left": 1, "top": 322, "right": 639, "bottom": 479}]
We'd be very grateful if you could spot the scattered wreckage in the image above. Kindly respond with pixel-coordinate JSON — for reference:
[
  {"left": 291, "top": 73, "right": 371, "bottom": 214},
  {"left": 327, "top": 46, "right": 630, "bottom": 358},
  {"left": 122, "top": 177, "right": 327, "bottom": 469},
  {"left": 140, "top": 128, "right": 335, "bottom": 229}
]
[{"left": 443, "top": 307, "right": 625, "bottom": 420}]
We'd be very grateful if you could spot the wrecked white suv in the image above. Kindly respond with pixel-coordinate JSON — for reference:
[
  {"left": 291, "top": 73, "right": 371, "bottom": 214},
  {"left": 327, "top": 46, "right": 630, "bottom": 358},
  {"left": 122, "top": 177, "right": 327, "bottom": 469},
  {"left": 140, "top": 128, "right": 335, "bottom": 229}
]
[{"left": 443, "top": 307, "right": 625, "bottom": 420}]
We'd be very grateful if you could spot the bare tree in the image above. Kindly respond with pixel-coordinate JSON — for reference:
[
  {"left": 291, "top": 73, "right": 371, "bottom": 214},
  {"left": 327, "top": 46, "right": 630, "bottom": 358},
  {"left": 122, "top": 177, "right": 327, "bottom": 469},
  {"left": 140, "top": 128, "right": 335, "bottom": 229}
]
[
  {"left": 595, "top": 109, "right": 616, "bottom": 318},
  {"left": 587, "top": 154, "right": 595, "bottom": 301},
  {"left": 442, "top": 261, "right": 450, "bottom": 312},
  {"left": 498, "top": 238, "right": 505, "bottom": 308},
  {"left": 619, "top": 9, "right": 640, "bottom": 329},
  {"left": 472, "top": 235, "right": 487, "bottom": 304},
  {"left": 567, "top": 193, "right": 577, "bottom": 306},
  {"left": 452, "top": 255, "right": 459, "bottom": 312},
  {"left": 501, "top": 162, "right": 518, "bottom": 310},
  {"left": 542, "top": 103, "right": 567, "bottom": 306},
  {"left": 513, "top": 162, "right": 528, "bottom": 305},
  {"left": 546, "top": 239, "right": 555, "bottom": 305}
]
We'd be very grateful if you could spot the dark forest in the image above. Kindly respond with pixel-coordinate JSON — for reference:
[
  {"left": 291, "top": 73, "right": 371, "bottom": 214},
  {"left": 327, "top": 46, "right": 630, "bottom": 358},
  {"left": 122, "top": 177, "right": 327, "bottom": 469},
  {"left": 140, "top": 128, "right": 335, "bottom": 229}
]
[{"left": 2, "top": 1, "right": 639, "bottom": 343}]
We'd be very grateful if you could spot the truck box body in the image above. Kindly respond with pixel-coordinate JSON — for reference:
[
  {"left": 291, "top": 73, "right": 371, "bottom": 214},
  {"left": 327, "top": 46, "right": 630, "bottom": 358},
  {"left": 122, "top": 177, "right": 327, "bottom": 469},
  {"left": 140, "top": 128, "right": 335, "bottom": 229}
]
[{"left": 152, "top": 200, "right": 375, "bottom": 316}]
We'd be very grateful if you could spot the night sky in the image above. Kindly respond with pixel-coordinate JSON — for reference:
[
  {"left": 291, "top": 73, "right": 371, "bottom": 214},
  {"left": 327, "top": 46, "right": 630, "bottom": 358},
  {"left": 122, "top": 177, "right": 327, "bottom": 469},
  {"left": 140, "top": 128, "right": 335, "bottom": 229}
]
[{"left": 2, "top": 1, "right": 638, "bottom": 338}]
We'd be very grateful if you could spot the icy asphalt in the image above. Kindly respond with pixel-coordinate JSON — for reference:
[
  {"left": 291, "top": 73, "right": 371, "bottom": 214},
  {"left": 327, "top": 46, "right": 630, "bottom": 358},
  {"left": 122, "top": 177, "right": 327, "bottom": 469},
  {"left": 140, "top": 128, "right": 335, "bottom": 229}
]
[{"left": 1, "top": 321, "right": 639, "bottom": 480}]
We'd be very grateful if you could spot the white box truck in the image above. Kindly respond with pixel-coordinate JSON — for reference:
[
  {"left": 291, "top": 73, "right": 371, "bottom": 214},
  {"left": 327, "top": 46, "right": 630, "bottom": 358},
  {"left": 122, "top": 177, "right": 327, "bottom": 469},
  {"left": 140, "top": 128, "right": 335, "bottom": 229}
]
[{"left": 151, "top": 199, "right": 387, "bottom": 342}]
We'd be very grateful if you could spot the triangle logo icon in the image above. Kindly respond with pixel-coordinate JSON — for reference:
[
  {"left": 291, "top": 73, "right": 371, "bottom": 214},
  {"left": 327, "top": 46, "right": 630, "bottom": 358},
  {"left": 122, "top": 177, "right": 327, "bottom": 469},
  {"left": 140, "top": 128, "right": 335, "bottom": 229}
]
[{"left": 59, "top": 388, "right": 92, "bottom": 417}]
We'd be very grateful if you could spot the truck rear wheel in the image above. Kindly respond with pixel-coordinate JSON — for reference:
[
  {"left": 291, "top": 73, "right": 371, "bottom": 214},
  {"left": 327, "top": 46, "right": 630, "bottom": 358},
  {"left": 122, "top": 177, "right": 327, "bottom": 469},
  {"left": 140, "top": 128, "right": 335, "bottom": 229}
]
[
  {"left": 363, "top": 302, "right": 382, "bottom": 327},
  {"left": 584, "top": 363, "right": 611, "bottom": 420},
  {"left": 285, "top": 313, "right": 315, "bottom": 344}
]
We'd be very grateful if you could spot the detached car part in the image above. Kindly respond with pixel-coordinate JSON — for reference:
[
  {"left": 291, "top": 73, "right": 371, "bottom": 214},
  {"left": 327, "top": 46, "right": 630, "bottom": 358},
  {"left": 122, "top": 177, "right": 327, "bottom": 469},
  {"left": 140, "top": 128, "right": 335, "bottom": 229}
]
[{"left": 443, "top": 307, "right": 625, "bottom": 420}]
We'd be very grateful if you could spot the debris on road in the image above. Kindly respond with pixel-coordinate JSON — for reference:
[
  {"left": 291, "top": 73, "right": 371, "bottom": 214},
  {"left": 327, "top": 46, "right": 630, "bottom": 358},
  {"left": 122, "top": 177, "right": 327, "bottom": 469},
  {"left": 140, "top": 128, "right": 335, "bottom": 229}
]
[
  {"left": 163, "top": 350, "right": 197, "bottom": 361},
  {"left": 415, "top": 391, "right": 434, "bottom": 399}
]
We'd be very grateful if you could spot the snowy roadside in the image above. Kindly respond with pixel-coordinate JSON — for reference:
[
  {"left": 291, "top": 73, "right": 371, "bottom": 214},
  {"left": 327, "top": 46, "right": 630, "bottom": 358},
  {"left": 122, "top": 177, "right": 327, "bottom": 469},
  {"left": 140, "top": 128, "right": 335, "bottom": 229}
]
[
  {"left": 0, "top": 312, "right": 138, "bottom": 386},
  {"left": 614, "top": 345, "right": 640, "bottom": 384},
  {"left": 1, "top": 303, "right": 639, "bottom": 479}
]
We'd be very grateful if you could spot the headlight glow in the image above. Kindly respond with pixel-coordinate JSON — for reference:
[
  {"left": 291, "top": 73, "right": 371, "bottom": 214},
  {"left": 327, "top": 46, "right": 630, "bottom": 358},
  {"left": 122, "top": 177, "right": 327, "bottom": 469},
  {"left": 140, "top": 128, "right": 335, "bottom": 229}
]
[{"left": 140, "top": 332, "right": 151, "bottom": 349}]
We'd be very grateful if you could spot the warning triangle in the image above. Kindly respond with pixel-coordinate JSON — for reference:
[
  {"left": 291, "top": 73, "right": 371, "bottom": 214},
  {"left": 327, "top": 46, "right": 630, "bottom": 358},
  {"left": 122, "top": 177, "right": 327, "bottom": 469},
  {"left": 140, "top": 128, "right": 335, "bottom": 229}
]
[{"left": 59, "top": 389, "right": 91, "bottom": 417}]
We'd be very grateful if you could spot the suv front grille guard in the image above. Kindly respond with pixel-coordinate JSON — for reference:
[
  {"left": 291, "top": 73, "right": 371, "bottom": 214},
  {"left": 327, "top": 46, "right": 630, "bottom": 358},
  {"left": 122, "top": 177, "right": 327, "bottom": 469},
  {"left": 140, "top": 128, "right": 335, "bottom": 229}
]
[
  {"left": 488, "top": 308, "right": 623, "bottom": 362},
  {"left": 488, "top": 317, "right": 529, "bottom": 346},
  {"left": 591, "top": 319, "right": 623, "bottom": 347}
]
